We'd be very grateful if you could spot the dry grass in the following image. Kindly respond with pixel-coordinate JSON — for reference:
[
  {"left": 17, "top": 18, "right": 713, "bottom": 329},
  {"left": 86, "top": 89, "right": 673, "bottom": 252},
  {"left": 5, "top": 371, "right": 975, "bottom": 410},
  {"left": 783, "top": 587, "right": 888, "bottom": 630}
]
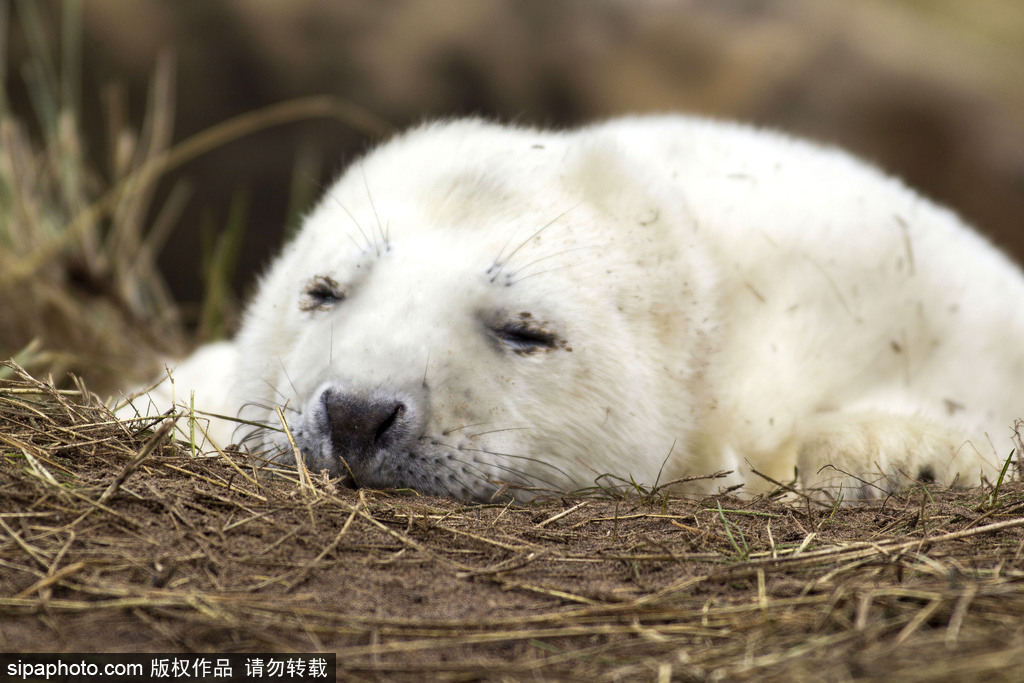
[
  {"left": 0, "top": 1, "right": 185, "bottom": 393},
  {"left": 2, "top": 361, "right": 1023, "bottom": 680}
]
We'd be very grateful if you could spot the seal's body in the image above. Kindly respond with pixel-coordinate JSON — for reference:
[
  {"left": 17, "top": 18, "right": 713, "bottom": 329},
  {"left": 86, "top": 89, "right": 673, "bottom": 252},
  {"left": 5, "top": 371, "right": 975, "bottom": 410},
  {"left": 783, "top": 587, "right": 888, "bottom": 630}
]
[{"left": 127, "top": 117, "right": 1024, "bottom": 500}]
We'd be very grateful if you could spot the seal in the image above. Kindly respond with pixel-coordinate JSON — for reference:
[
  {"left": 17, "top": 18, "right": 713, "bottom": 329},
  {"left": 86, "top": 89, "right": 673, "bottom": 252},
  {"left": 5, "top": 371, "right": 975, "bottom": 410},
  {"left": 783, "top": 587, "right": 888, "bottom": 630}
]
[{"left": 124, "top": 116, "right": 1024, "bottom": 501}]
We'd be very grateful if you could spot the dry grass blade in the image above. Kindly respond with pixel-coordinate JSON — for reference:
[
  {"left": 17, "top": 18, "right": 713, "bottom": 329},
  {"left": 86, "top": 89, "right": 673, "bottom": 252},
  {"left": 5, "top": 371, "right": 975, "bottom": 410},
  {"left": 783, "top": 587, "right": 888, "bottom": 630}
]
[{"left": 96, "top": 419, "right": 174, "bottom": 505}]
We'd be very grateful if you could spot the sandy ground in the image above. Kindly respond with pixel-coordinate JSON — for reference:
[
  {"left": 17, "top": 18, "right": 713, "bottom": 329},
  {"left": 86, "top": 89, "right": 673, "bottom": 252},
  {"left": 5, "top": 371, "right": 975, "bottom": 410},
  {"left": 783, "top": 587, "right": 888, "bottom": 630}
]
[{"left": 2, "top": 363, "right": 1023, "bottom": 680}]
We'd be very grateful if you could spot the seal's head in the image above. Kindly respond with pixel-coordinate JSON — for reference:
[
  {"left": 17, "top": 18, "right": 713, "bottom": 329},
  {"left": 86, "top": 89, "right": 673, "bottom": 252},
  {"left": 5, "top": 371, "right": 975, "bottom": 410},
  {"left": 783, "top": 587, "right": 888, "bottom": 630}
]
[{"left": 233, "top": 119, "right": 717, "bottom": 501}]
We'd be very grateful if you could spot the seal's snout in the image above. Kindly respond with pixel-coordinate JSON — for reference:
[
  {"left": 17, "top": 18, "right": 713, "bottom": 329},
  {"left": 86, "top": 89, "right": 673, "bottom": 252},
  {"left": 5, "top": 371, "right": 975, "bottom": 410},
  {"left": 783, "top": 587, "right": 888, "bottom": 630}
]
[{"left": 321, "top": 388, "right": 412, "bottom": 456}]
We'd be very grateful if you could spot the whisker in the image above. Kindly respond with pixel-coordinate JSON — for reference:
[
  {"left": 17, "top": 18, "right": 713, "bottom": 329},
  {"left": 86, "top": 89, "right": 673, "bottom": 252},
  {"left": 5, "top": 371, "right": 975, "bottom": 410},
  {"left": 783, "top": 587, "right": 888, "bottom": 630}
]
[
  {"left": 489, "top": 202, "right": 581, "bottom": 282},
  {"left": 488, "top": 234, "right": 518, "bottom": 275},
  {"left": 260, "top": 380, "right": 291, "bottom": 404},
  {"left": 240, "top": 403, "right": 295, "bottom": 419},
  {"left": 362, "top": 168, "right": 386, "bottom": 256},
  {"left": 459, "top": 446, "right": 575, "bottom": 480},
  {"left": 434, "top": 445, "right": 542, "bottom": 494},
  {"left": 276, "top": 358, "right": 300, "bottom": 398},
  {"left": 505, "top": 245, "right": 596, "bottom": 279},
  {"left": 339, "top": 203, "right": 374, "bottom": 253},
  {"left": 235, "top": 430, "right": 267, "bottom": 447},
  {"left": 437, "top": 442, "right": 569, "bottom": 491},
  {"left": 508, "top": 264, "right": 574, "bottom": 286},
  {"left": 431, "top": 440, "right": 504, "bottom": 479},
  {"left": 441, "top": 421, "right": 494, "bottom": 436},
  {"left": 432, "top": 456, "right": 487, "bottom": 499},
  {"left": 321, "top": 182, "right": 374, "bottom": 253},
  {"left": 464, "top": 426, "right": 535, "bottom": 438},
  {"left": 475, "top": 456, "right": 564, "bottom": 491},
  {"left": 242, "top": 396, "right": 298, "bottom": 415}
]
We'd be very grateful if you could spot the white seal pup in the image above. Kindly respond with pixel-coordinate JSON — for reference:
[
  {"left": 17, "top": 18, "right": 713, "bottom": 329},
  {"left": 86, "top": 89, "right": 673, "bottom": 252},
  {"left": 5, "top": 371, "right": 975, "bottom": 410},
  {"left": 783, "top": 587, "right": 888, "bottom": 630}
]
[{"left": 123, "top": 116, "right": 1024, "bottom": 501}]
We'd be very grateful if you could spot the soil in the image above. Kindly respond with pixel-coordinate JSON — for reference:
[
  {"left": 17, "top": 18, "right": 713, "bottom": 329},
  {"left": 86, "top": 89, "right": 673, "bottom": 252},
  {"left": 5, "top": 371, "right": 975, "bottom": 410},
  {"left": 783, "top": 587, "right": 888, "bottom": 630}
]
[{"left": 2, "top": 363, "right": 1023, "bottom": 681}]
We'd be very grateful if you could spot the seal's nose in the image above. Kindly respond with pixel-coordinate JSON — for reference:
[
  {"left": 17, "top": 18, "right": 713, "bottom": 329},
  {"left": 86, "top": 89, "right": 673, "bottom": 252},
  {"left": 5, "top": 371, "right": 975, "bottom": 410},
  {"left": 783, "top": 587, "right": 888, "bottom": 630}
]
[{"left": 321, "top": 389, "right": 409, "bottom": 456}]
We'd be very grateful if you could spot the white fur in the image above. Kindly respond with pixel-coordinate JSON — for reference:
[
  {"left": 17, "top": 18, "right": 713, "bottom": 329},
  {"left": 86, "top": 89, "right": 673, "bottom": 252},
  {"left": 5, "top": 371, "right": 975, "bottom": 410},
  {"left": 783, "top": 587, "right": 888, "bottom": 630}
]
[
  {"left": 121, "top": 116, "right": 1024, "bottom": 500},
  {"left": 118, "top": 342, "right": 240, "bottom": 451}
]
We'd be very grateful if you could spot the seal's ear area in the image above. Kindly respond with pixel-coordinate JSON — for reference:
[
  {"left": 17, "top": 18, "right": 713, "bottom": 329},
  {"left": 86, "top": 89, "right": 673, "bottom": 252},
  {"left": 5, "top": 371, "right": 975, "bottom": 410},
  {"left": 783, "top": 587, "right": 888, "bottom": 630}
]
[
  {"left": 561, "top": 140, "right": 668, "bottom": 226},
  {"left": 563, "top": 142, "right": 633, "bottom": 202}
]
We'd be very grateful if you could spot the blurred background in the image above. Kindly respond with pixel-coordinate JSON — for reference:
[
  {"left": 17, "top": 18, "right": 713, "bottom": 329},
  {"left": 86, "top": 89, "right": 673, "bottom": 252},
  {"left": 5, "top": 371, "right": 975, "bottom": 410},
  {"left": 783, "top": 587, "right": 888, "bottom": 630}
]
[{"left": 2, "top": 0, "right": 1023, "bottom": 392}]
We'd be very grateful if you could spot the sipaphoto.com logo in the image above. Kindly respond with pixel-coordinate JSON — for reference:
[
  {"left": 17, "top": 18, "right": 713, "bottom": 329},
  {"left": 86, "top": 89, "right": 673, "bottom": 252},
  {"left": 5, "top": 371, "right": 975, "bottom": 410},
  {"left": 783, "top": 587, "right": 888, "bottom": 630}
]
[
  {"left": 0, "top": 653, "right": 336, "bottom": 682},
  {"left": 6, "top": 658, "right": 142, "bottom": 680}
]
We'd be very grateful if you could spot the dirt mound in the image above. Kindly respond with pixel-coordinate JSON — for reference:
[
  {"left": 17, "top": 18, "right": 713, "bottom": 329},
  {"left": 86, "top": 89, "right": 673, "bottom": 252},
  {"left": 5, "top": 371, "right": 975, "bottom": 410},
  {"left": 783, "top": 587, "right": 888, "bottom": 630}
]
[{"left": 2, "top": 361, "right": 1023, "bottom": 680}]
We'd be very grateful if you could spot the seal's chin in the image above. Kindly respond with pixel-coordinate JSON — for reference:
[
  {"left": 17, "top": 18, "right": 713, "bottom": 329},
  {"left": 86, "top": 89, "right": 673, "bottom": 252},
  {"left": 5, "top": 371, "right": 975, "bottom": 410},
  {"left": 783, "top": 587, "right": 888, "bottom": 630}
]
[{"left": 290, "top": 430, "right": 505, "bottom": 501}]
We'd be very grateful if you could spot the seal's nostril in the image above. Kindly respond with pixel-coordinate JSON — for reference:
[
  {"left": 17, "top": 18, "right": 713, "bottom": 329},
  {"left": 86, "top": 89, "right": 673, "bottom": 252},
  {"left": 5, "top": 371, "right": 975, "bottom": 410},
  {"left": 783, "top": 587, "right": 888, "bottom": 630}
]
[{"left": 374, "top": 403, "right": 405, "bottom": 444}]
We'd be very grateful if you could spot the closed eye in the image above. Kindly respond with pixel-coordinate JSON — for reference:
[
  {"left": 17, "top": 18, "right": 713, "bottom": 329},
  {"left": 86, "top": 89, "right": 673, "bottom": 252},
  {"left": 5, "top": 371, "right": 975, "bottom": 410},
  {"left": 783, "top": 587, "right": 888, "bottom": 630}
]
[
  {"left": 300, "top": 275, "right": 345, "bottom": 311},
  {"left": 494, "top": 321, "right": 561, "bottom": 353}
]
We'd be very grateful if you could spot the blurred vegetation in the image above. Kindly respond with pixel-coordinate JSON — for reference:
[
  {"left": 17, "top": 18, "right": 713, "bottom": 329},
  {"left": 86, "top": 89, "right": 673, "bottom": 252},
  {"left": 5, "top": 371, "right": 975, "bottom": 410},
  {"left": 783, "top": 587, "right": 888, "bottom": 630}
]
[
  {"left": 0, "top": 0, "right": 185, "bottom": 393},
  {"left": 0, "top": 0, "right": 390, "bottom": 394}
]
